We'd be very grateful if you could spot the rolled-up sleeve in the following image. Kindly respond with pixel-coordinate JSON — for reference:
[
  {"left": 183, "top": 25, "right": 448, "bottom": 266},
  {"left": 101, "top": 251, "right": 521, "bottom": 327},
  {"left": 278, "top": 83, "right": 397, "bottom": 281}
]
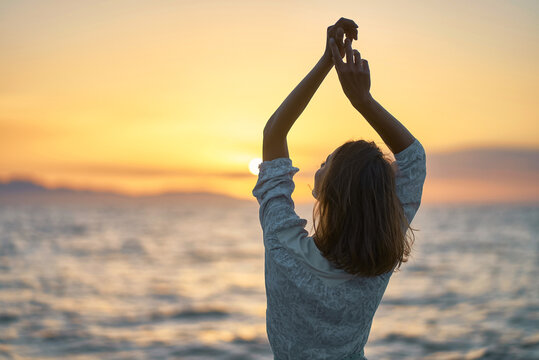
[
  {"left": 252, "top": 158, "right": 308, "bottom": 250},
  {"left": 393, "top": 138, "right": 427, "bottom": 224}
]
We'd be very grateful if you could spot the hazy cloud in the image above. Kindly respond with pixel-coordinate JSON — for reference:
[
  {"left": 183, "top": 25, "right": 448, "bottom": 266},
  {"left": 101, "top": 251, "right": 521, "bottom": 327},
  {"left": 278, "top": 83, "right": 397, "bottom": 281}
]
[
  {"left": 426, "top": 147, "right": 539, "bottom": 180},
  {"left": 51, "top": 163, "right": 252, "bottom": 179}
]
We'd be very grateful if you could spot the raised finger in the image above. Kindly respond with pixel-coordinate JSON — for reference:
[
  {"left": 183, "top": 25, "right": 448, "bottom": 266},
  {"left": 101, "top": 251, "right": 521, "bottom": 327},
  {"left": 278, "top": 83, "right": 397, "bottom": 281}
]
[
  {"left": 336, "top": 27, "right": 344, "bottom": 47},
  {"left": 329, "top": 38, "right": 344, "bottom": 67},
  {"left": 345, "top": 39, "right": 354, "bottom": 65},
  {"left": 353, "top": 49, "right": 362, "bottom": 69},
  {"left": 362, "top": 59, "right": 369, "bottom": 73}
]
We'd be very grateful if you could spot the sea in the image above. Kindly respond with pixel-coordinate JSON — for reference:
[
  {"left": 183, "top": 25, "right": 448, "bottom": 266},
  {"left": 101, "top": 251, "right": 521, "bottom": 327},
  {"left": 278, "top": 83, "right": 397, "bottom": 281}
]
[{"left": 0, "top": 200, "right": 537, "bottom": 359}]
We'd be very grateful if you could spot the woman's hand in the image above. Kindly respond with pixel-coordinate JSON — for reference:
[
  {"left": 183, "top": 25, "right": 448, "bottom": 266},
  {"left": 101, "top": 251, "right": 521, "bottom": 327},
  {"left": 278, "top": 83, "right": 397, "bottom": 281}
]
[
  {"left": 329, "top": 36, "right": 372, "bottom": 110},
  {"left": 323, "top": 17, "right": 358, "bottom": 65},
  {"left": 329, "top": 27, "right": 415, "bottom": 155}
]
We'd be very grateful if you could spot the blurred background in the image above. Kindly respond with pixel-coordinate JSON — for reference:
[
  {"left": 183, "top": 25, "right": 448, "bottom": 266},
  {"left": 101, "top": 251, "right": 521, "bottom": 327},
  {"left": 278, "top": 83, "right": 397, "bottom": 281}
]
[{"left": 0, "top": 0, "right": 537, "bottom": 359}]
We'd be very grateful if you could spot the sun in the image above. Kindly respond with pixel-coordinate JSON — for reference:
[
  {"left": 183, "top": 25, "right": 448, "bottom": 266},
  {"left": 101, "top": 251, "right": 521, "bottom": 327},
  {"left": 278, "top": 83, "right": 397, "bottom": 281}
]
[{"left": 249, "top": 158, "right": 262, "bottom": 175}]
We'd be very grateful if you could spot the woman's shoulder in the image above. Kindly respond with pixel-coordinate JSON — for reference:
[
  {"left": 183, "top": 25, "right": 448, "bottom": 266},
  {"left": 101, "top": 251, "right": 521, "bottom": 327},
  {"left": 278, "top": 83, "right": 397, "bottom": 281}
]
[{"left": 394, "top": 138, "right": 425, "bottom": 164}]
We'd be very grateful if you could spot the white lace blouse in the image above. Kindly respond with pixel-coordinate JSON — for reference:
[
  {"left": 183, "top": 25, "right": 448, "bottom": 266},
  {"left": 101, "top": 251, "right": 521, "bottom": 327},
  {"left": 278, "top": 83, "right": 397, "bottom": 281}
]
[{"left": 252, "top": 138, "right": 427, "bottom": 359}]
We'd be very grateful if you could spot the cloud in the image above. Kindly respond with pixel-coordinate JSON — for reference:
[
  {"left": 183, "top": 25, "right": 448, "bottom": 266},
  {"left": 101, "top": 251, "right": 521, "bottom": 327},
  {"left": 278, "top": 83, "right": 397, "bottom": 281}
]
[
  {"left": 50, "top": 163, "right": 252, "bottom": 179},
  {"left": 426, "top": 146, "right": 539, "bottom": 180},
  {"left": 421, "top": 146, "right": 539, "bottom": 204}
]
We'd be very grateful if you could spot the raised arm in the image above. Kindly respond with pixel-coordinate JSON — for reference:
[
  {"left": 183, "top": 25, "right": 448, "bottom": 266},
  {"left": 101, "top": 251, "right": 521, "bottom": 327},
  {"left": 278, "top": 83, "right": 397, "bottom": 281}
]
[
  {"left": 329, "top": 37, "right": 415, "bottom": 154},
  {"left": 263, "top": 18, "right": 358, "bottom": 162}
]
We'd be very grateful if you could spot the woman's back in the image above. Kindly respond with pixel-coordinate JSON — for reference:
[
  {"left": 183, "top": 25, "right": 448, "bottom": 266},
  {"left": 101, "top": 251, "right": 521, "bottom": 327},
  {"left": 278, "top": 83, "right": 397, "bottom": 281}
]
[
  {"left": 265, "top": 239, "right": 392, "bottom": 359},
  {"left": 253, "top": 139, "right": 426, "bottom": 359}
]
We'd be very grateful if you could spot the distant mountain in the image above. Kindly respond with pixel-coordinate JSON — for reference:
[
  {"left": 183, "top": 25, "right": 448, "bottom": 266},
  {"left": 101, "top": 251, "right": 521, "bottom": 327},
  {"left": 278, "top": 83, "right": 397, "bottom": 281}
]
[
  {"left": 0, "top": 179, "right": 113, "bottom": 195},
  {"left": 0, "top": 179, "right": 252, "bottom": 206},
  {"left": 0, "top": 180, "right": 46, "bottom": 193}
]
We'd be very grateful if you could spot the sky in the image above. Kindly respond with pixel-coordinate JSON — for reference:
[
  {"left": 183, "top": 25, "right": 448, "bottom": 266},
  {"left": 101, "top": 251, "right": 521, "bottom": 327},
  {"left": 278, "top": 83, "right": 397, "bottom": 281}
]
[{"left": 1, "top": 0, "right": 538, "bottom": 203}]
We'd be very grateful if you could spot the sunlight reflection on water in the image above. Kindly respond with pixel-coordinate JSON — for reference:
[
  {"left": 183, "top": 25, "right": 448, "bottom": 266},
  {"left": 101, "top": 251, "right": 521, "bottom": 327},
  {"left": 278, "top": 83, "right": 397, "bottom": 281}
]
[{"left": 0, "top": 202, "right": 537, "bottom": 359}]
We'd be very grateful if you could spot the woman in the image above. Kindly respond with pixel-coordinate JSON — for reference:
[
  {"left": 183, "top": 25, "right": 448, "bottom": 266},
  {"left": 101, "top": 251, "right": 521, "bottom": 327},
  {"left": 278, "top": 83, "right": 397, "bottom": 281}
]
[{"left": 252, "top": 18, "right": 427, "bottom": 359}]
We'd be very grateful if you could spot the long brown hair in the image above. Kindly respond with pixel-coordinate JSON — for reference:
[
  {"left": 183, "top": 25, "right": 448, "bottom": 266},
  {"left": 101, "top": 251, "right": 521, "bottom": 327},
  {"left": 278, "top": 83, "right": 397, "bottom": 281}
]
[{"left": 313, "top": 139, "right": 415, "bottom": 277}]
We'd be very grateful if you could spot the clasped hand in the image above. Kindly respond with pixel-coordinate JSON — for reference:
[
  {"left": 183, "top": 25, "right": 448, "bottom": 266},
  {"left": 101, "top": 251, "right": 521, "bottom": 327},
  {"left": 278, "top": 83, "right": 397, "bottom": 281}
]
[{"left": 324, "top": 18, "right": 372, "bottom": 110}]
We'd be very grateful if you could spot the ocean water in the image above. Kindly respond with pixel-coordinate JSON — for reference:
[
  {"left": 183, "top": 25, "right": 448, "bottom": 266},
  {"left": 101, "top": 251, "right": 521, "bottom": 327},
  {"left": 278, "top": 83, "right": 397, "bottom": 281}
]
[{"left": 0, "top": 201, "right": 537, "bottom": 360}]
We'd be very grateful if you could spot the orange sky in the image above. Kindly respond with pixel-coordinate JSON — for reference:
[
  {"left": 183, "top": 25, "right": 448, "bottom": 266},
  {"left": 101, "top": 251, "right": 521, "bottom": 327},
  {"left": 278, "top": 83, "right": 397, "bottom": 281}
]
[{"left": 1, "top": 0, "right": 538, "bottom": 203}]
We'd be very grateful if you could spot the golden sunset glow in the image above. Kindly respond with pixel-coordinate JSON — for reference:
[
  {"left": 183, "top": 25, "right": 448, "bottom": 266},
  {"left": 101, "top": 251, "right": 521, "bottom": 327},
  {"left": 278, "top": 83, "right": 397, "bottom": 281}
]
[
  {"left": 1, "top": 1, "right": 538, "bottom": 203},
  {"left": 249, "top": 158, "right": 263, "bottom": 176}
]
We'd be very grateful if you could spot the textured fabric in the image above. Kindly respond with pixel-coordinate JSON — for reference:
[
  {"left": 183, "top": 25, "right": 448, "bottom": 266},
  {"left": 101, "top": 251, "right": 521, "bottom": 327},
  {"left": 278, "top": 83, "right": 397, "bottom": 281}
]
[{"left": 252, "top": 138, "right": 426, "bottom": 359}]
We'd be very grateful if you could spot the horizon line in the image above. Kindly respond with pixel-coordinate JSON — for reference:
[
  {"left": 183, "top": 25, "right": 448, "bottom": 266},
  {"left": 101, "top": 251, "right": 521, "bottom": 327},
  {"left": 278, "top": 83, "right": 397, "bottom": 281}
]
[{"left": 1, "top": 177, "right": 538, "bottom": 206}]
